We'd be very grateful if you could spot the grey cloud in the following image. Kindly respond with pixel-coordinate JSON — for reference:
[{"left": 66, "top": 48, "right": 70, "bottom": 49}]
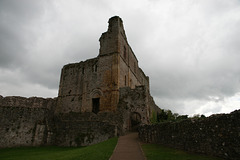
[
  {"left": 0, "top": 0, "right": 51, "bottom": 68},
  {"left": 0, "top": 0, "right": 240, "bottom": 115}
]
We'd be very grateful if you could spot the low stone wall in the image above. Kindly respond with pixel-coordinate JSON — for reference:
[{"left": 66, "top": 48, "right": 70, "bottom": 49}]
[
  {"left": 0, "top": 95, "right": 56, "bottom": 110},
  {"left": 52, "top": 112, "right": 121, "bottom": 146},
  {"left": 139, "top": 110, "right": 240, "bottom": 160},
  {"left": 54, "top": 120, "right": 116, "bottom": 146},
  {"left": 0, "top": 96, "right": 122, "bottom": 147},
  {"left": 0, "top": 107, "right": 55, "bottom": 148},
  {"left": 0, "top": 96, "right": 56, "bottom": 148}
]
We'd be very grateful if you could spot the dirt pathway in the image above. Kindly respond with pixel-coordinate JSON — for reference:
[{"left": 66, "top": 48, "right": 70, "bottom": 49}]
[{"left": 110, "top": 132, "right": 146, "bottom": 160}]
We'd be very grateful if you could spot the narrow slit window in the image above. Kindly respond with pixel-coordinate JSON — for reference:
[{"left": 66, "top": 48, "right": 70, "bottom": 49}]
[
  {"left": 95, "top": 65, "right": 98, "bottom": 72},
  {"left": 124, "top": 46, "right": 127, "bottom": 59},
  {"left": 125, "top": 75, "right": 127, "bottom": 86},
  {"left": 82, "top": 67, "right": 85, "bottom": 74},
  {"left": 134, "top": 62, "right": 136, "bottom": 73}
]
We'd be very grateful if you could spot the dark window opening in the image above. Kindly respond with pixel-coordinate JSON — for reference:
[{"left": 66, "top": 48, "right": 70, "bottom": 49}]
[
  {"left": 95, "top": 65, "right": 98, "bottom": 72},
  {"left": 92, "top": 98, "right": 100, "bottom": 114},
  {"left": 82, "top": 67, "right": 85, "bottom": 74},
  {"left": 124, "top": 46, "right": 127, "bottom": 59},
  {"left": 92, "top": 65, "right": 98, "bottom": 72},
  {"left": 125, "top": 75, "right": 127, "bottom": 86},
  {"left": 134, "top": 62, "right": 136, "bottom": 73}
]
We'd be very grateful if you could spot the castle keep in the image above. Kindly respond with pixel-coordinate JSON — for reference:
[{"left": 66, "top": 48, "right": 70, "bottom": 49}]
[
  {"left": 0, "top": 16, "right": 159, "bottom": 147},
  {"left": 57, "top": 16, "right": 150, "bottom": 116}
]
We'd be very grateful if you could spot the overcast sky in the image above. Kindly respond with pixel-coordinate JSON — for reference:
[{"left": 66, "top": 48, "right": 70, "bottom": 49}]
[{"left": 1, "top": 0, "right": 240, "bottom": 116}]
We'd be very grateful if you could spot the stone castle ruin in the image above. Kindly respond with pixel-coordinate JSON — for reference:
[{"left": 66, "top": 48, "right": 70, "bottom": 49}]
[
  {"left": 0, "top": 16, "right": 159, "bottom": 147},
  {"left": 1, "top": 16, "right": 239, "bottom": 160},
  {"left": 56, "top": 16, "right": 153, "bottom": 118}
]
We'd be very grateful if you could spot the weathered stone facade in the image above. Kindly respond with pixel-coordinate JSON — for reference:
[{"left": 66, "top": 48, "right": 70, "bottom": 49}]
[
  {"left": 139, "top": 110, "right": 240, "bottom": 160},
  {"left": 56, "top": 16, "right": 150, "bottom": 116},
  {"left": 0, "top": 96, "right": 56, "bottom": 147},
  {"left": 0, "top": 16, "right": 158, "bottom": 147}
]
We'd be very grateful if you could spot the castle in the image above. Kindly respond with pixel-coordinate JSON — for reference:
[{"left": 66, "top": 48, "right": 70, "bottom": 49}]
[
  {"left": 57, "top": 16, "right": 151, "bottom": 117},
  {"left": 0, "top": 16, "right": 159, "bottom": 147}
]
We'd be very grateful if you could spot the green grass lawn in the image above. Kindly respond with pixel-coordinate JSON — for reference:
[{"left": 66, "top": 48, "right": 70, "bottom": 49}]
[
  {"left": 142, "top": 143, "right": 223, "bottom": 160},
  {"left": 0, "top": 137, "right": 118, "bottom": 160}
]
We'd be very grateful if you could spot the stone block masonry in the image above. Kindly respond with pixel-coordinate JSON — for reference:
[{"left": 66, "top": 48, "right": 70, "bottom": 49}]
[
  {"left": 0, "top": 16, "right": 160, "bottom": 148},
  {"left": 0, "top": 96, "right": 56, "bottom": 147},
  {"left": 0, "top": 95, "right": 119, "bottom": 147},
  {"left": 139, "top": 110, "right": 240, "bottom": 160}
]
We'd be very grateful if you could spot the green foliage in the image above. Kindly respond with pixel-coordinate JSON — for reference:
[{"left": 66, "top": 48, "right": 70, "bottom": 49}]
[
  {"left": 156, "top": 109, "right": 188, "bottom": 123},
  {"left": 157, "top": 109, "right": 168, "bottom": 122},
  {"left": 176, "top": 115, "right": 188, "bottom": 121},
  {"left": 0, "top": 137, "right": 118, "bottom": 160},
  {"left": 142, "top": 143, "right": 223, "bottom": 160},
  {"left": 150, "top": 110, "right": 158, "bottom": 124},
  {"left": 191, "top": 114, "right": 206, "bottom": 119}
]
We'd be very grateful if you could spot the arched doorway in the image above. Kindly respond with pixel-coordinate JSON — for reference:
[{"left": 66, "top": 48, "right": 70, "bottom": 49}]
[
  {"left": 90, "top": 89, "right": 103, "bottom": 114},
  {"left": 130, "top": 112, "right": 141, "bottom": 131}
]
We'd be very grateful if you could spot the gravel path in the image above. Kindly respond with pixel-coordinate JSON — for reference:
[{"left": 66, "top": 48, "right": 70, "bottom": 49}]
[{"left": 110, "top": 132, "right": 146, "bottom": 160}]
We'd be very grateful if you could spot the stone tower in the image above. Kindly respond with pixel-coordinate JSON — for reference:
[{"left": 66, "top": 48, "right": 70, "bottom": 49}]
[{"left": 56, "top": 16, "right": 150, "bottom": 115}]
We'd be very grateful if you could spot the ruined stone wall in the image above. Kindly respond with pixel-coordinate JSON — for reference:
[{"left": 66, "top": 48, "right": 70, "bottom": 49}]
[
  {"left": 99, "top": 17, "right": 121, "bottom": 56},
  {"left": 57, "top": 53, "right": 120, "bottom": 114},
  {"left": 138, "top": 68, "right": 149, "bottom": 89},
  {"left": 0, "top": 96, "right": 56, "bottom": 148},
  {"left": 57, "top": 16, "right": 150, "bottom": 114},
  {"left": 54, "top": 121, "right": 116, "bottom": 146},
  {"left": 57, "top": 61, "right": 86, "bottom": 113},
  {"left": 52, "top": 112, "right": 122, "bottom": 146},
  {"left": 139, "top": 110, "right": 240, "bottom": 160},
  {"left": 0, "top": 95, "right": 123, "bottom": 148},
  {"left": 57, "top": 58, "right": 101, "bottom": 113},
  {"left": 98, "top": 53, "right": 119, "bottom": 111},
  {"left": 118, "top": 25, "right": 139, "bottom": 89},
  {"left": 118, "top": 86, "right": 153, "bottom": 131},
  {"left": 0, "top": 16, "right": 159, "bottom": 148},
  {"left": 114, "top": 15, "right": 149, "bottom": 90},
  {"left": 119, "top": 55, "right": 129, "bottom": 87}
]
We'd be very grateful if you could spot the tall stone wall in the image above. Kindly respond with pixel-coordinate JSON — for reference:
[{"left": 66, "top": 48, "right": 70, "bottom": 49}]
[
  {"left": 56, "top": 54, "right": 120, "bottom": 114},
  {"left": 139, "top": 110, "right": 240, "bottom": 160},
  {"left": 56, "top": 58, "right": 99, "bottom": 113},
  {"left": 118, "top": 86, "right": 160, "bottom": 131},
  {"left": 0, "top": 95, "right": 56, "bottom": 148}
]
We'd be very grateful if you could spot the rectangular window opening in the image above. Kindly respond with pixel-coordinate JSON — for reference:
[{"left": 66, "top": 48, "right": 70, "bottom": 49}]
[
  {"left": 124, "top": 46, "right": 127, "bottom": 59},
  {"left": 82, "top": 67, "right": 85, "bottom": 74},
  {"left": 92, "top": 98, "right": 100, "bottom": 114},
  {"left": 125, "top": 75, "right": 127, "bottom": 86},
  {"left": 134, "top": 62, "right": 136, "bottom": 73}
]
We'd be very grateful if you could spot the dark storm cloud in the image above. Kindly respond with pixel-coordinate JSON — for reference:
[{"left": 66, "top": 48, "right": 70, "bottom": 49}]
[
  {"left": 0, "top": 0, "right": 239, "bottom": 115},
  {"left": 0, "top": 0, "right": 59, "bottom": 93},
  {"left": 120, "top": 0, "right": 240, "bottom": 115},
  {"left": 0, "top": 0, "right": 49, "bottom": 68}
]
